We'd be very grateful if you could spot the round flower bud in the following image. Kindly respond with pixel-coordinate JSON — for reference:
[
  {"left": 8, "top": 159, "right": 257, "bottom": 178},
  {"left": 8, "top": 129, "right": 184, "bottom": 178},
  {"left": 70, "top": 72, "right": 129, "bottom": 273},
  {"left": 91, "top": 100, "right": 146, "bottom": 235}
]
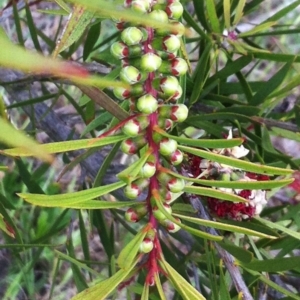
[
  {"left": 139, "top": 161, "right": 156, "bottom": 178},
  {"left": 137, "top": 94, "right": 158, "bottom": 113},
  {"left": 166, "top": 1, "right": 183, "bottom": 19},
  {"left": 123, "top": 118, "right": 146, "bottom": 136},
  {"left": 121, "top": 136, "right": 147, "bottom": 154},
  {"left": 169, "top": 149, "right": 183, "bottom": 165},
  {"left": 167, "top": 177, "right": 185, "bottom": 193},
  {"left": 158, "top": 85, "right": 182, "bottom": 102},
  {"left": 125, "top": 208, "right": 139, "bottom": 222},
  {"left": 148, "top": 9, "right": 169, "bottom": 23},
  {"left": 124, "top": 183, "right": 141, "bottom": 199},
  {"left": 140, "top": 53, "right": 162, "bottom": 72},
  {"left": 120, "top": 66, "right": 142, "bottom": 84},
  {"left": 170, "top": 104, "right": 188, "bottom": 122},
  {"left": 158, "top": 118, "right": 173, "bottom": 131},
  {"left": 161, "top": 218, "right": 181, "bottom": 233},
  {"left": 131, "top": 0, "right": 151, "bottom": 13},
  {"left": 159, "top": 76, "right": 180, "bottom": 97},
  {"left": 111, "top": 42, "right": 129, "bottom": 59},
  {"left": 170, "top": 58, "right": 188, "bottom": 76},
  {"left": 135, "top": 203, "right": 148, "bottom": 216},
  {"left": 139, "top": 238, "right": 154, "bottom": 253},
  {"left": 121, "top": 27, "right": 145, "bottom": 46},
  {"left": 159, "top": 138, "right": 178, "bottom": 156},
  {"left": 163, "top": 34, "right": 181, "bottom": 52},
  {"left": 113, "top": 87, "right": 131, "bottom": 100}
]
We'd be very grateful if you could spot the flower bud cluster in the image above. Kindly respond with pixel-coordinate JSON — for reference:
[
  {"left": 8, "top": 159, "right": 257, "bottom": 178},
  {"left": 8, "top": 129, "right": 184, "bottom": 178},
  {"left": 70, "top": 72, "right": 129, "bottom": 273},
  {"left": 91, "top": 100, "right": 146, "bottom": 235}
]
[
  {"left": 111, "top": 0, "right": 187, "bottom": 236},
  {"left": 187, "top": 130, "right": 270, "bottom": 221}
]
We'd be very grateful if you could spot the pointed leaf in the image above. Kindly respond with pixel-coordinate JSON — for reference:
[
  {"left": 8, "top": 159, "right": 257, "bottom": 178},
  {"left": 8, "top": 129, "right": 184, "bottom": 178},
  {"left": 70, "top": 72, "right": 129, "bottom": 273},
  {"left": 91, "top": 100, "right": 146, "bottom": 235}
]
[
  {"left": 3, "top": 135, "right": 126, "bottom": 156},
  {"left": 183, "top": 186, "right": 248, "bottom": 203},
  {"left": 161, "top": 259, "right": 206, "bottom": 300},
  {"left": 241, "top": 257, "right": 300, "bottom": 272},
  {"left": 71, "top": 263, "right": 138, "bottom": 300},
  {"left": 0, "top": 213, "right": 15, "bottom": 238},
  {"left": 178, "top": 145, "right": 293, "bottom": 175},
  {"left": 206, "top": 0, "right": 221, "bottom": 33},
  {"left": 18, "top": 181, "right": 126, "bottom": 207},
  {"left": 117, "top": 224, "right": 150, "bottom": 270},
  {"left": 223, "top": 0, "right": 231, "bottom": 31},
  {"left": 173, "top": 214, "right": 277, "bottom": 239},
  {"left": 53, "top": 5, "right": 94, "bottom": 57},
  {"left": 232, "top": 0, "right": 246, "bottom": 26}
]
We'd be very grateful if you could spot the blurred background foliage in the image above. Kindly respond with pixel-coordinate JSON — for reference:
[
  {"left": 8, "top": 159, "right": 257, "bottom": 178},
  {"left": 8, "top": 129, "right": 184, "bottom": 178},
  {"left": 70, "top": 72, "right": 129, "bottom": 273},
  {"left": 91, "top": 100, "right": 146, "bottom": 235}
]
[{"left": 1, "top": 0, "right": 300, "bottom": 299}]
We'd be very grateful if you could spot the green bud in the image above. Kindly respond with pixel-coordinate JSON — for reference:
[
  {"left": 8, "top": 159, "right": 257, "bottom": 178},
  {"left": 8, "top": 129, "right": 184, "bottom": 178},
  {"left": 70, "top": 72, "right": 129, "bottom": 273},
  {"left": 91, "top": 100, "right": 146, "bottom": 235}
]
[
  {"left": 159, "top": 138, "right": 178, "bottom": 156},
  {"left": 163, "top": 35, "right": 181, "bottom": 52},
  {"left": 139, "top": 238, "right": 154, "bottom": 253},
  {"left": 122, "top": 118, "right": 143, "bottom": 136},
  {"left": 121, "top": 27, "right": 146, "bottom": 46},
  {"left": 131, "top": 0, "right": 151, "bottom": 13},
  {"left": 168, "top": 149, "right": 183, "bottom": 165},
  {"left": 137, "top": 94, "right": 158, "bottom": 113},
  {"left": 113, "top": 87, "right": 131, "bottom": 100},
  {"left": 158, "top": 58, "right": 188, "bottom": 76},
  {"left": 167, "top": 177, "right": 185, "bottom": 193},
  {"left": 160, "top": 218, "right": 181, "bottom": 233},
  {"left": 146, "top": 228, "right": 156, "bottom": 240},
  {"left": 139, "top": 161, "right": 156, "bottom": 178},
  {"left": 166, "top": 1, "right": 183, "bottom": 19},
  {"left": 125, "top": 208, "right": 139, "bottom": 222},
  {"left": 121, "top": 136, "right": 147, "bottom": 154},
  {"left": 148, "top": 9, "right": 169, "bottom": 23},
  {"left": 120, "top": 66, "right": 143, "bottom": 84},
  {"left": 159, "top": 76, "right": 180, "bottom": 97},
  {"left": 111, "top": 41, "right": 129, "bottom": 59},
  {"left": 158, "top": 104, "right": 188, "bottom": 122},
  {"left": 140, "top": 53, "right": 162, "bottom": 72},
  {"left": 124, "top": 183, "right": 140, "bottom": 199},
  {"left": 135, "top": 203, "right": 148, "bottom": 216}
]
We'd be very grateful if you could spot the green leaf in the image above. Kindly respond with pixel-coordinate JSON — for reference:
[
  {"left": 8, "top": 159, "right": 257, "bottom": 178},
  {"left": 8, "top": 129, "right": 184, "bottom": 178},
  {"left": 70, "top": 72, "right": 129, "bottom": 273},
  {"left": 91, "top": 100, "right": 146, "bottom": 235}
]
[
  {"left": 238, "top": 22, "right": 277, "bottom": 38},
  {"left": 255, "top": 217, "right": 300, "bottom": 240},
  {"left": 206, "top": 0, "right": 221, "bottom": 33},
  {"left": 183, "top": 185, "right": 248, "bottom": 203},
  {"left": 117, "top": 150, "right": 152, "bottom": 183},
  {"left": 141, "top": 283, "right": 149, "bottom": 300},
  {"left": 158, "top": 131, "right": 243, "bottom": 149},
  {"left": 154, "top": 273, "right": 167, "bottom": 300},
  {"left": 173, "top": 213, "right": 277, "bottom": 239},
  {"left": 217, "top": 241, "right": 253, "bottom": 263},
  {"left": 168, "top": 169, "right": 293, "bottom": 190},
  {"left": 161, "top": 259, "right": 206, "bottom": 300},
  {"left": 270, "top": 127, "right": 300, "bottom": 143},
  {"left": 155, "top": 197, "right": 222, "bottom": 241},
  {"left": 178, "top": 145, "right": 293, "bottom": 175},
  {"left": 241, "top": 257, "right": 300, "bottom": 272},
  {"left": 223, "top": 0, "right": 231, "bottom": 31},
  {"left": 3, "top": 135, "right": 126, "bottom": 156},
  {"left": 18, "top": 181, "right": 126, "bottom": 207},
  {"left": 71, "top": 264, "right": 138, "bottom": 300},
  {"left": 53, "top": 5, "right": 94, "bottom": 57},
  {"left": 117, "top": 225, "right": 149, "bottom": 270},
  {"left": 189, "top": 42, "right": 212, "bottom": 104},
  {"left": 250, "top": 62, "right": 292, "bottom": 106},
  {"left": 232, "top": 0, "right": 246, "bottom": 26},
  {"left": 0, "top": 32, "right": 128, "bottom": 89},
  {"left": 0, "top": 118, "right": 52, "bottom": 163}
]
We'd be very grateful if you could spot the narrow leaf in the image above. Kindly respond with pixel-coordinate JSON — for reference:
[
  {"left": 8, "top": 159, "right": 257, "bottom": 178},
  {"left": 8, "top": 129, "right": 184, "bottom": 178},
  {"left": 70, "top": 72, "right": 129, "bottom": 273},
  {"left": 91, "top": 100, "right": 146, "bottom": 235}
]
[
  {"left": 3, "top": 135, "right": 126, "bottom": 156},
  {"left": 117, "top": 224, "right": 150, "bottom": 270},
  {"left": 178, "top": 145, "right": 293, "bottom": 175},
  {"left": 173, "top": 214, "right": 277, "bottom": 239},
  {"left": 232, "top": 0, "right": 246, "bottom": 26},
  {"left": 53, "top": 5, "right": 94, "bottom": 57},
  {"left": 71, "top": 264, "right": 137, "bottom": 300},
  {"left": 18, "top": 181, "right": 126, "bottom": 206},
  {"left": 161, "top": 259, "right": 206, "bottom": 300}
]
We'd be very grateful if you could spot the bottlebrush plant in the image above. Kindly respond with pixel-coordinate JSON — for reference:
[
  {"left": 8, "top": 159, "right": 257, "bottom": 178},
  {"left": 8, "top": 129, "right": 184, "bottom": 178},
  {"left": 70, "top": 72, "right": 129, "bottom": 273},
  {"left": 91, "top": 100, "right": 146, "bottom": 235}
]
[{"left": 1, "top": 0, "right": 300, "bottom": 299}]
